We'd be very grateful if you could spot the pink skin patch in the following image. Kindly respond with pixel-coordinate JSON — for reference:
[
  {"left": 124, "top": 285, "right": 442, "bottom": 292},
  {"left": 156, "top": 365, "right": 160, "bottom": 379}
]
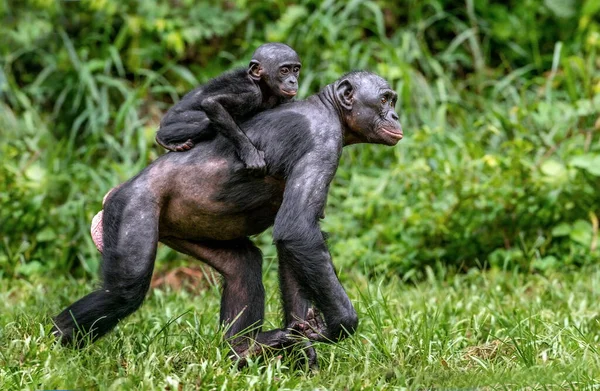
[
  {"left": 90, "top": 210, "right": 104, "bottom": 253},
  {"left": 90, "top": 186, "right": 118, "bottom": 254}
]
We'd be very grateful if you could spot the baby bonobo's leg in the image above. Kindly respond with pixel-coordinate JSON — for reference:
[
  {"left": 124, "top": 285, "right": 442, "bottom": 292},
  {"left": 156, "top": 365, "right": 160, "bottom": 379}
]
[{"left": 156, "top": 110, "right": 211, "bottom": 152}]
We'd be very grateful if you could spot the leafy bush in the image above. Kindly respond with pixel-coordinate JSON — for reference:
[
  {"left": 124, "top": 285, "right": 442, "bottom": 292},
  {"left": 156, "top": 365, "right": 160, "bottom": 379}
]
[{"left": 1, "top": 0, "right": 599, "bottom": 278}]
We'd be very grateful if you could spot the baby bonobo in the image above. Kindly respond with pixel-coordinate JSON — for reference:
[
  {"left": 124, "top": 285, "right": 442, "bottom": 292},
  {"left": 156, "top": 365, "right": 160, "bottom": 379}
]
[{"left": 155, "top": 43, "right": 301, "bottom": 175}]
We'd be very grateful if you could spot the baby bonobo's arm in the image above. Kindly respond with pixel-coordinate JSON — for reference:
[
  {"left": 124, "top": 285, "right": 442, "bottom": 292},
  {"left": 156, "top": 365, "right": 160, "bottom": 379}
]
[{"left": 200, "top": 92, "right": 266, "bottom": 175}]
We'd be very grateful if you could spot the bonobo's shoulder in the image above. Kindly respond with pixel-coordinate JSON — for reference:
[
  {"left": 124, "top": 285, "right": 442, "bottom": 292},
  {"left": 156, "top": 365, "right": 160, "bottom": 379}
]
[
  {"left": 248, "top": 98, "right": 341, "bottom": 138},
  {"left": 269, "top": 98, "right": 332, "bottom": 119}
]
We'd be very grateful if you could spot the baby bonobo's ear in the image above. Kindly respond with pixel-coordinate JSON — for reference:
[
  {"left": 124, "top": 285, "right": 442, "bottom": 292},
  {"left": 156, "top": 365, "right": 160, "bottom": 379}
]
[{"left": 248, "top": 60, "right": 263, "bottom": 81}]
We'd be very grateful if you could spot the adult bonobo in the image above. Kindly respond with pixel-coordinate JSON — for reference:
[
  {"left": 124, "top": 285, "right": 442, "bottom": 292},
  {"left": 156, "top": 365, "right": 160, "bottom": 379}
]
[{"left": 52, "top": 71, "right": 403, "bottom": 366}]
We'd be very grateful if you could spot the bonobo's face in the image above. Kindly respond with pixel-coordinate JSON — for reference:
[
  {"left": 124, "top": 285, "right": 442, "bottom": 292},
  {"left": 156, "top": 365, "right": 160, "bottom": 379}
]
[
  {"left": 249, "top": 43, "right": 301, "bottom": 101},
  {"left": 268, "top": 59, "right": 301, "bottom": 100},
  {"left": 337, "top": 73, "right": 403, "bottom": 146}
]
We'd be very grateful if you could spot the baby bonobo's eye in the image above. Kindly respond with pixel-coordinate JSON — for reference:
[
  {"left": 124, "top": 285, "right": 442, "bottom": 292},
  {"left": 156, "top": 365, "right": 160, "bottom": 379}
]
[
  {"left": 293, "top": 66, "right": 300, "bottom": 73},
  {"left": 381, "top": 97, "right": 387, "bottom": 105},
  {"left": 280, "top": 67, "right": 290, "bottom": 75}
]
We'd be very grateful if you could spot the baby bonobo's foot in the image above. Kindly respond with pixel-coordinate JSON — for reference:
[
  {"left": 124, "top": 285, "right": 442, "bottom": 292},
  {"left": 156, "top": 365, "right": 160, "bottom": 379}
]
[
  {"left": 174, "top": 139, "right": 195, "bottom": 151},
  {"left": 156, "top": 136, "right": 195, "bottom": 152},
  {"left": 240, "top": 147, "right": 267, "bottom": 176}
]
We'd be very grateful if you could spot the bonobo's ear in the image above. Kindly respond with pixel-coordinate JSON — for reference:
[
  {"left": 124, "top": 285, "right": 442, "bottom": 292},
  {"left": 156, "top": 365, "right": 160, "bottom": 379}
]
[
  {"left": 248, "top": 60, "right": 263, "bottom": 81},
  {"left": 336, "top": 79, "right": 354, "bottom": 110}
]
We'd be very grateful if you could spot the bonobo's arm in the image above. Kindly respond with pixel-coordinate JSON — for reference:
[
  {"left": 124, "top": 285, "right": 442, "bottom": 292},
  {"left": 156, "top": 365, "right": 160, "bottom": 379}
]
[
  {"left": 200, "top": 92, "right": 266, "bottom": 174},
  {"left": 272, "top": 154, "right": 358, "bottom": 342}
]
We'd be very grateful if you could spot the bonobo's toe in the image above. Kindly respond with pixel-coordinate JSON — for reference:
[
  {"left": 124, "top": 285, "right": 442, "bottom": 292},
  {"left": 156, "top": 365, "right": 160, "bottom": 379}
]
[
  {"left": 174, "top": 139, "right": 194, "bottom": 151},
  {"left": 302, "top": 308, "right": 326, "bottom": 340}
]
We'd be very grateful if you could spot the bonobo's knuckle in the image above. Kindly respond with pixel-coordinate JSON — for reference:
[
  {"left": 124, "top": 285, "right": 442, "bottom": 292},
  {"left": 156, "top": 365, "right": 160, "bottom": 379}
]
[
  {"left": 345, "top": 312, "right": 359, "bottom": 334},
  {"left": 325, "top": 312, "right": 359, "bottom": 342},
  {"left": 338, "top": 312, "right": 359, "bottom": 339}
]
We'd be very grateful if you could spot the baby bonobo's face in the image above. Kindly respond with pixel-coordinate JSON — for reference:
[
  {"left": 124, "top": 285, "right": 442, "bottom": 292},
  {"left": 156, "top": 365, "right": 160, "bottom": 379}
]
[
  {"left": 272, "top": 61, "right": 301, "bottom": 99},
  {"left": 251, "top": 43, "right": 301, "bottom": 100}
]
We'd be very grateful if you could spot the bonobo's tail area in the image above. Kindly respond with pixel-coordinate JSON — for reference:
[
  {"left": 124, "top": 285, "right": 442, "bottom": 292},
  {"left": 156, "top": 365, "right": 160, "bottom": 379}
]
[
  {"left": 52, "top": 184, "right": 159, "bottom": 346},
  {"left": 90, "top": 186, "right": 120, "bottom": 253}
]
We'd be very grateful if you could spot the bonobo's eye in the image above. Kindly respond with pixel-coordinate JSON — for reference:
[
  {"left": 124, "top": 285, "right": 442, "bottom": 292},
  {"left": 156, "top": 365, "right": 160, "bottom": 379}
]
[
  {"left": 280, "top": 67, "right": 290, "bottom": 75},
  {"left": 293, "top": 66, "right": 300, "bottom": 73},
  {"left": 381, "top": 97, "right": 387, "bottom": 105}
]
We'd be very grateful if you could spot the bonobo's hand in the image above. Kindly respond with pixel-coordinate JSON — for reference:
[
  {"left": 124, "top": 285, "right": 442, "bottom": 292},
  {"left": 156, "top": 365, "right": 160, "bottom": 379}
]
[
  {"left": 240, "top": 147, "right": 267, "bottom": 176},
  {"left": 156, "top": 136, "right": 195, "bottom": 152}
]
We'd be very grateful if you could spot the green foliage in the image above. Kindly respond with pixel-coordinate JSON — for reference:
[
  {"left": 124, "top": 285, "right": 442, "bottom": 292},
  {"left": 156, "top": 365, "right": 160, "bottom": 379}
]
[{"left": 1, "top": 0, "right": 599, "bottom": 278}]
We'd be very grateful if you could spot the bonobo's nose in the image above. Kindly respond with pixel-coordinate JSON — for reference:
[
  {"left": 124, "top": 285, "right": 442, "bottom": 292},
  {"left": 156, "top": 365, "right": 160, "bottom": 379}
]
[
  {"left": 289, "top": 79, "right": 297, "bottom": 85},
  {"left": 391, "top": 112, "right": 399, "bottom": 121}
]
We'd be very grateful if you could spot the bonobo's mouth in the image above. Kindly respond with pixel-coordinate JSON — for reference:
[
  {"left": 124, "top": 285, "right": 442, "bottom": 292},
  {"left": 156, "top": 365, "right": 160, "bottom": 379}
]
[
  {"left": 381, "top": 126, "right": 403, "bottom": 141},
  {"left": 280, "top": 89, "right": 297, "bottom": 97}
]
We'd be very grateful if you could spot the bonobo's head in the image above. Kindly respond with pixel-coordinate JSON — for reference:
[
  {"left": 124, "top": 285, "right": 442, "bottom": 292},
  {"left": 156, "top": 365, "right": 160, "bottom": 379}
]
[
  {"left": 334, "top": 71, "right": 403, "bottom": 146},
  {"left": 249, "top": 43, "right": 301, "bottom": 100}
]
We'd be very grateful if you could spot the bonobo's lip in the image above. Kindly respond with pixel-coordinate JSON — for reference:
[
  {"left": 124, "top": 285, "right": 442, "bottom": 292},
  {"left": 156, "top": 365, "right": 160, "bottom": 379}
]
[
  {"left": 381, "top": 126, "right": 403, "bottom": 140},
  {"left": 280, "top": 89, "right": 297, "bottom": 97}
]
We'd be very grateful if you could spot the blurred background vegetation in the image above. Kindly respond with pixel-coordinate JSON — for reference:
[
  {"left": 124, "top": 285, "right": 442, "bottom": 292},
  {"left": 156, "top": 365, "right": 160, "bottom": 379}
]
[{"left": 1, "top": 0, "right": 599, "bottom": 280}]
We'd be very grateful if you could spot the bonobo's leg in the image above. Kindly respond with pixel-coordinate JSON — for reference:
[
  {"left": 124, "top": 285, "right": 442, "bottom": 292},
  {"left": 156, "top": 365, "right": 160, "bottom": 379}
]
[
  {"left": 280, "top": 261, "right": 321, "bottom": 328},
  {"left": 159, "top": 238, "right": 265, "bottom": 341},
  {"left": 276, "top": 239, "right": 358, "bottom": 343},
  {"left": 278, "top": 261, "right": 323, "bottom": 367},
  {"left": 160, "top": 237, "right": 317, "bottom": 367},
  {"left": 155, "top": 111, "right": 212, "bottom": 152},
  {"left": 52, "top": 185, "right": 159, "bottom": 346}
]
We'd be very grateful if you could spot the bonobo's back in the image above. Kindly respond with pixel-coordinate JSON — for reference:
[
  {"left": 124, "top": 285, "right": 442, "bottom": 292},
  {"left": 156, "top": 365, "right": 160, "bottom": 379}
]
[{"left": 203, "top": 96, "right": 338, "bottom": 179}]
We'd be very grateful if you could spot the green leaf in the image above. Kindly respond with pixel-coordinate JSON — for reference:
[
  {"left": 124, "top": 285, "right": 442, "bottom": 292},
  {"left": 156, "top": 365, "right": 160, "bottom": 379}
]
[
  {"left": 540, "top": 160, "right": 567, "bottom": 180},
  {"left": 15, "top": 261, "right": 44, "bottom": 276},
  {"left": 544, "top": 0, "right": 576, "bottom": 18},
  {"left": 552, "top": 223, "right": 571, "bottom": 237},
  {"left": 570, "top": 154, "right": 600, "bottom": 176},
  {"left": 570, "top": 220, "right": 593, "bottom": 246},
  {"left": 582, "top": 0, "right": 600, "bottom": 16},
  {"left": 36, "top": 227, "right": 57, "bottom": 242},
  {"left": 533, "top": 255, "right": 558, "bottom": 271}
]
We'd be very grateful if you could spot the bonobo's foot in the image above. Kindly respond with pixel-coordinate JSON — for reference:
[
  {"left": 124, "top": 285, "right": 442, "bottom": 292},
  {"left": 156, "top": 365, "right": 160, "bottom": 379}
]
[
  {"left": 231, "top": 328, "right": 318, "bottom": 370},
  {"left": 295, "top": 308, "right": 326, "bottom": 341},
  {"left": 239, "top": 147, "right": 266, "bottom": 176},
  {"left": 156, "top": 136, "right": 195, "bottom": 152}
]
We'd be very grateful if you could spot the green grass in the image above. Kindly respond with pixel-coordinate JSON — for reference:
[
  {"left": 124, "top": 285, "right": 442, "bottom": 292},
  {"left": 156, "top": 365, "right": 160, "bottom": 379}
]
[{"left": 2, "top": 264, "right": 600, "bottom": 390}]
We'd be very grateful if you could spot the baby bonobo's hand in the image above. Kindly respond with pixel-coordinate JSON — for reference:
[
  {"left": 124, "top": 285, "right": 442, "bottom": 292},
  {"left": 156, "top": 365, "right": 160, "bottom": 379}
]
[
  {"left": 240, "top": 147, "right": 267, "bottom": 176},
  {"left": 156, "top": 136, "right": 195, "bottom": 152}
]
